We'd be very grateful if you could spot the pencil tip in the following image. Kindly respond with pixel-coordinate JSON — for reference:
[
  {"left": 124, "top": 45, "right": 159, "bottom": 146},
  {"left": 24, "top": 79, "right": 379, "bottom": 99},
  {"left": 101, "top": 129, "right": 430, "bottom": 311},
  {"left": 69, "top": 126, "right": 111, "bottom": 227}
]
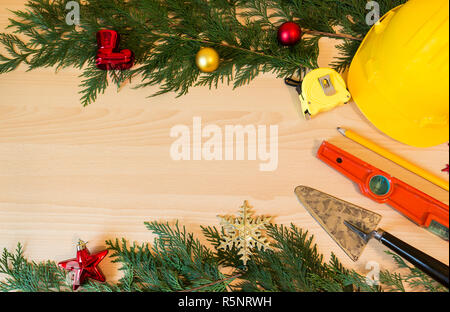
[{"left": 337, "top": 127, "right": 346, "bottom": 136}]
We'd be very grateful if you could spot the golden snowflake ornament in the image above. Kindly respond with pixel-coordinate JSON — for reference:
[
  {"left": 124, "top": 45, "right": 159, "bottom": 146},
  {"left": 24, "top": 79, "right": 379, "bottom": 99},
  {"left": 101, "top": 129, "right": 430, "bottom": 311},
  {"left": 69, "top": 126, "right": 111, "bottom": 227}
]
[{"left": 218, "top": 200, "right": 272, "bottom": 265}]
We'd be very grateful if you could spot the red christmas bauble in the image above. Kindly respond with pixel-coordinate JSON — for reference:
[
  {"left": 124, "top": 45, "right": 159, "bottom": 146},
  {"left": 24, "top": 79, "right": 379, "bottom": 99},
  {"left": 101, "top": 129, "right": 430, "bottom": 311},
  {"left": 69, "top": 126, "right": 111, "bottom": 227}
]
[{"left": 277, "top": 22, "right": 302, "bottom": 46}]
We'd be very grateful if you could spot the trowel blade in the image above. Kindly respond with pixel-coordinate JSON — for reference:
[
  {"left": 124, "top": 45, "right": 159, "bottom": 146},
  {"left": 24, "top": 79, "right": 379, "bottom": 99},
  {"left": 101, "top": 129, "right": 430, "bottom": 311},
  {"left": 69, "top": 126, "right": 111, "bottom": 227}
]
[{"left": 295, "top": 185, "right": 382, "bottom": 261}]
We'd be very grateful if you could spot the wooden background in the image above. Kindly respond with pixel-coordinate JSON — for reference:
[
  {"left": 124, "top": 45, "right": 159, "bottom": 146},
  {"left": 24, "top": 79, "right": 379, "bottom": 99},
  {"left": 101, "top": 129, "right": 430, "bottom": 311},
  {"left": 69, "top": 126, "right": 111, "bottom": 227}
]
[{"left": 0, "top": 0, "right": 448, "bottom": 286}]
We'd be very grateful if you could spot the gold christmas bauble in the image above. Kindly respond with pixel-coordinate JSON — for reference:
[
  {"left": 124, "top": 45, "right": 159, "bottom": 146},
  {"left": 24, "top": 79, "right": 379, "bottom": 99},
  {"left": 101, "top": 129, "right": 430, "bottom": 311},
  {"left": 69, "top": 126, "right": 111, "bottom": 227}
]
[{"left": 195, "top": 47, "right": 220, "bottom": 72}]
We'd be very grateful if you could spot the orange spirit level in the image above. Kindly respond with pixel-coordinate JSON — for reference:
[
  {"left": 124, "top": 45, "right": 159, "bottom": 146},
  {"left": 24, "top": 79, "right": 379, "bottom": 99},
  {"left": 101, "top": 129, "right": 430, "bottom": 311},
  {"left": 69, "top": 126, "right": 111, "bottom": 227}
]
[{"left": 317, "top": 141, "right": 449, "bottom": 240}]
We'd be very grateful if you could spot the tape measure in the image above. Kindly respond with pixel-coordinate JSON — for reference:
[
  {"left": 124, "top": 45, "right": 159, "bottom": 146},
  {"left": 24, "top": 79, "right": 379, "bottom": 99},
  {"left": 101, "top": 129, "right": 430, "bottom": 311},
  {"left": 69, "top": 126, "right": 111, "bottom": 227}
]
[
  {"left": 317, "top": 141, "right": 449, "bottom": 240},
  {"left": 286, "top": 68, "right": 351, "bottom": 119}
]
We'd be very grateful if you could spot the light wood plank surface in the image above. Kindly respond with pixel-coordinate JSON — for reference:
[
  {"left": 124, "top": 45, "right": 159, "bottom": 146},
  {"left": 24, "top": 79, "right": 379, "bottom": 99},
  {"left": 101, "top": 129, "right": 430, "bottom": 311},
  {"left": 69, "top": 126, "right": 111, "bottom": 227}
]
[{"left": 0, "top": 0, "right": 448, "bottom": 285}]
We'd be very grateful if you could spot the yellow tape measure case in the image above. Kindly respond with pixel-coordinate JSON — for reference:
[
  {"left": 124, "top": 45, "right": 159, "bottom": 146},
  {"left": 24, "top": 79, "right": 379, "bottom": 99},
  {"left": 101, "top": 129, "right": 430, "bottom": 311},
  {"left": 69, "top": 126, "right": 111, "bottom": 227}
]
[{"left": 297, "top": 68, "right": 351, "bottom": 119}]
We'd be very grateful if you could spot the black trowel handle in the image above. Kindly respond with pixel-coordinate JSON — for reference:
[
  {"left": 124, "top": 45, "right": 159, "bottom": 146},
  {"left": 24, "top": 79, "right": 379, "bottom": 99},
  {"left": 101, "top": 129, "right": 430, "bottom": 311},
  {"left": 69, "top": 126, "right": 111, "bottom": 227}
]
[{"left": 376, "top": 230, "right": 449, "bottom": 288}]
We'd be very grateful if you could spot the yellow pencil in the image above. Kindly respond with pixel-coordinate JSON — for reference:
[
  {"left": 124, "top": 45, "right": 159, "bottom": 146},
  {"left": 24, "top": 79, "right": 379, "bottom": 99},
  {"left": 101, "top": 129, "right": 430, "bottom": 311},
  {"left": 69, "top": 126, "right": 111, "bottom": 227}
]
[{"left": 337, "top": 127, "right": 449, "bottom": 192}]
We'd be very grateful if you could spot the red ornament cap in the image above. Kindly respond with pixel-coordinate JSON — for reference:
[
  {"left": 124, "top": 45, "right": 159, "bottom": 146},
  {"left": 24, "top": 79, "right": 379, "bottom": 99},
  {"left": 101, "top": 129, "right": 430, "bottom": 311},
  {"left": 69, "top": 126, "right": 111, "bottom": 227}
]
[
  {"left": 277, "top": 22, "right": 302, "bottom": 46},
  {"left": 58, "top": 240, "right": 108, "bottom": 291}
]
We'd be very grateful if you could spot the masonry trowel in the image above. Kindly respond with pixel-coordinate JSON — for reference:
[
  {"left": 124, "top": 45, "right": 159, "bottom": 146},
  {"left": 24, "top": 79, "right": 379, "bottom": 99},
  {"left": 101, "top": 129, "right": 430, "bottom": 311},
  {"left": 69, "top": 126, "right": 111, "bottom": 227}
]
[
  {"left": 295, "top": 185, "right": 449, "bottom": 288},
  {"left": 294, "top": 185, "right": 382, "bottom": 262}
]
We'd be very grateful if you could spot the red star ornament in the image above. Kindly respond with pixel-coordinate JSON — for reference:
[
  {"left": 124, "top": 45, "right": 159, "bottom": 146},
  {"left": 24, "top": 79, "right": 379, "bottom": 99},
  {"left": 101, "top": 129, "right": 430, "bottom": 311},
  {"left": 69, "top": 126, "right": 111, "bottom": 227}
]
[{"left": 58, "top": 240, "right": 108, "bottom": 290}]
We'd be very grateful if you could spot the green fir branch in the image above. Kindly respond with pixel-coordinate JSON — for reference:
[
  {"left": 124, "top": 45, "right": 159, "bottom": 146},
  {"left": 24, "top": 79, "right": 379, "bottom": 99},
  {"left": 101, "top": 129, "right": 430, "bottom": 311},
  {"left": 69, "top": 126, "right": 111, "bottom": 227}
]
[
  {"left": 102, "top": 221, "right": 239, "bottom": 292},
  {"left": 79, "top": 65, "right": 109, "bottom": 106},
  {"left": 379, "top": 270, "right": 406, "bottom": 292},
  {"left": 1, "top": 222, "right": 446, "bottom": 292},
  {"left": 0, "top": 243, "right": 70, "bottom": 292},
  {"left": 381, "top": 251, "right": 447, "bottom": 292},
  {"left": 234, "top": 223, "right": 376, "bottom": 292},
  {"left": 0, "top": 0, "right": 406, "bottom": 105}
]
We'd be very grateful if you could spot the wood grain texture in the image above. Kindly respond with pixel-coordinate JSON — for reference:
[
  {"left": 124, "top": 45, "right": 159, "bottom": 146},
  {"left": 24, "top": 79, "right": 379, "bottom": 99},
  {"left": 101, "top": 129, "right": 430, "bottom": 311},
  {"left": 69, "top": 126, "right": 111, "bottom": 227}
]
[{"left": 0, "top": 0, "right": 448, "bottom": 285}]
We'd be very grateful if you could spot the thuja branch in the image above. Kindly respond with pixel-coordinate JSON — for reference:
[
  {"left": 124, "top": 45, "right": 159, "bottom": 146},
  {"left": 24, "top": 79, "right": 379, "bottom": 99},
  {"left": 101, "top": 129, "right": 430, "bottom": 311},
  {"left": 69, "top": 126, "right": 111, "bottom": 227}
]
[
  {"left": 303, "top": 30, "right": 363, "bottom": 41},
  {"left": 1, "top": 222, "right": 447, "bottom": 292},
  {"left": 145, "top": 30, "right": 304, "bottom": 67},
  {"left": 0, "top": 0, "right": 407, "bottom": 105},
  {"left": 180, "top": 273, "right": 243, "bottom": 292}
]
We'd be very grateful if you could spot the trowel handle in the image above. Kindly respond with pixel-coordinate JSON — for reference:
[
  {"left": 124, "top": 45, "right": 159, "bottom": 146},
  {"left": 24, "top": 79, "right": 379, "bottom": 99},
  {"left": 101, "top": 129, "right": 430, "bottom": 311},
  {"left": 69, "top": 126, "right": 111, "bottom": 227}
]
[{"left": 376, "top": 230, "right": 449, "bottom": 288}]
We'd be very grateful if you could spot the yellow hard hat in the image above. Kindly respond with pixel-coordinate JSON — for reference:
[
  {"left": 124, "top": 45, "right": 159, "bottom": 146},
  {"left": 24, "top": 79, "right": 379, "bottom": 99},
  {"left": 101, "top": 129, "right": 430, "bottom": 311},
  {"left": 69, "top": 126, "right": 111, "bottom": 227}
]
[{"left": 348, "top": 0, "right": 449, "bottom": 147}]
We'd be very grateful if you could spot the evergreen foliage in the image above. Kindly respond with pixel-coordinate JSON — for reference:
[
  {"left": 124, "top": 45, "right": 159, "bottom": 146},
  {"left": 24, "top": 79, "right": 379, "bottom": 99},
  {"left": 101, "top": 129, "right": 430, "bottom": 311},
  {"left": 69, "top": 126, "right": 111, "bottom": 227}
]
[
  {"left": 379, "top": 251, "right": 448, "bottom": 292},
  {"left": 0, "top": 0, "right": 406, "bottom": 106},
  {"left": 1, "top": 222, "right": 447, "bottom": 292},
  {"left": 0, "top": 243, "right": 69, "bottom": 292}
]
